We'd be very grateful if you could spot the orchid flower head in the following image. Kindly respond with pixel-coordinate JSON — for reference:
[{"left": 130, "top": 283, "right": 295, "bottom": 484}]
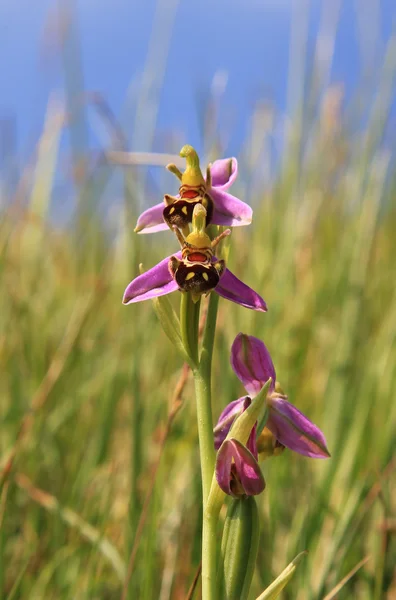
[
  {"left": 135, "top": 145, "right": 252, "bottom": 234},
  {"left": 213, "top": 333, "right": 330, "bottom": 460}
]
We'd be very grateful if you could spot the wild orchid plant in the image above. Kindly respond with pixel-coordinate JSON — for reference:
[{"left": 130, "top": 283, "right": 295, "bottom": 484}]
[{"left": 123, "top": 145, "right": 330, "bottom": 600}]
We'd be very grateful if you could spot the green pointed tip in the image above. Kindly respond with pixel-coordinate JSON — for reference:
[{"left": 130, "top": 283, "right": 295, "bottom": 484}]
[
  {"left": 255, "top": 551, "right": 308, "bottom": 600},
  {"left": 179, "top": 145, "right": 205, "bottom": 186},
  {"left": 292, "top": 551, "right": 308, "bottom": 565},
  {"left": 228, "top": 378, "right": 272, "bottom": 447},
  {"left": 134, "top": 224, "right": 143, "bottom": 233},
  {"left": 179, "top": 144, "right": 199, "bottom": 163},
  {"left": 191, "top": 292, "right": 201, "bottom": 304},
  {"left": 192, "top": 203, "right": 207, "bottom": 233}
]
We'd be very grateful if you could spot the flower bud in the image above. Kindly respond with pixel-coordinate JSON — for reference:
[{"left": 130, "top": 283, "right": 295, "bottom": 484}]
[
  {"left": 218, "top": 496, "right": 260, "bottom": 600},
  {"left": 216, "top": 438, "right": 265, "bottom": 498}
]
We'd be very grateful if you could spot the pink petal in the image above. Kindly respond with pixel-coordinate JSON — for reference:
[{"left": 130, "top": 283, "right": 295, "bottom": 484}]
[
  {"left": 216, "top": 271, "right": 267, "bottom": 312},
  {"left": 231, "top": 334, "right": 276, "bottom": 396},
  {"left": 135, "top": 202, "right": 168, "bottom": 234},
  {"left": 211, "top": 189, "right": 252, "bottom": 227},
  {"left": 267, "top": 397, "right": 330, "bottom": 459},
  {"left": 216, "top": 438, "right": 265, "bottom": 498},
  {"left": 209, "top": 157, "right": 238, "bottom": 190},
  {"left": 213, "top": 397, "right": 246, "bottom": 450},
  {"left": 123, "top": 252, "right": 181, "bottom": 304}
]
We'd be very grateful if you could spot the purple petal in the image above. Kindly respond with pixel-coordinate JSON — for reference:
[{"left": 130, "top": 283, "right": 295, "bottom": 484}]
[
  {"left": 216, "top": 270, "right": 267, "bottom": 312},
  {"left": 267, "top": 397, "right": 330, "bottom": 459},
  {"left": 209, "top": 157, "right": 238, "bottom": 191},
  {"left": 213, "top": 397, "right": 246, "bottom": 450},
  {"left": 123, "top": 252, "right": 181, "bottom": 304},
  {"left": 216, "top": 439, "right": 265, "bottom": 498},
  {"left": 135, "top": 202, "right": 168, "bottom": 234},
  {"left": 211, "top": 188, "right": 252, "bottom": 227},
  {"left": 231, "top": 334, "right": 276, "bottom": 396}
]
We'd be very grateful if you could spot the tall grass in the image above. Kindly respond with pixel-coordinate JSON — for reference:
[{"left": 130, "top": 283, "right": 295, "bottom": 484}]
[{"left": 1, "top": 6, "right": 396, "bottom": 600}]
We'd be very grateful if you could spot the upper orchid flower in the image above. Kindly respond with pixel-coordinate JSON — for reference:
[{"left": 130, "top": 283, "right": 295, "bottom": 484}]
[
  {"left": 214, "top": 333, "right": 330, "bottom": 459},
  {"left": 134, "top": 145, "right": 252, "bottom": 234},
  {"left": 123, "top": 206, "right": 267, "bottom": 311}
]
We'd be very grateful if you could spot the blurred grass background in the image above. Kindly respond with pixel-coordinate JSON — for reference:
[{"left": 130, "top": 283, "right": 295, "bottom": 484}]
[{"left": 1, "top": 2, "right": 396, "bottom": 599}]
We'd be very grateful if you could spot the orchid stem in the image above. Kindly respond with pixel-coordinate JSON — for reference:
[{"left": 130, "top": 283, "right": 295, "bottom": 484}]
[
  {"left": 180, "top": 293, "right": 200, "bottom": 366},
  {"left": 195, "top": 292, "right": 219, "bottom": 502},
  {"left": 195, "top": 292, "right": 220, "bottom": 599},
  {"left": 192, "top": 369, "right": 215, "bottom": 502},
  {"left": 200, "top": 292, "right": 219, "bottom": 384},
  {"left": 180, "top": 290, "right": 220, "bottom": 600}
]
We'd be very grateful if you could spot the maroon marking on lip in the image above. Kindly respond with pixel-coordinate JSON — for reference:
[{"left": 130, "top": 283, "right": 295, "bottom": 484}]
[
  {"left": 181, "top": 190, "right": 200, "bottom": 199},
  {"left": 187, "top": 252, "right": 207, "bottom": 262}
]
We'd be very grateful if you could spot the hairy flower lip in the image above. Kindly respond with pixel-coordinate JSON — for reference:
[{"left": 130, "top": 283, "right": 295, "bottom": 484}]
[
  {"left": 122, "top": 252, "right": 267, "bottom": 312},
  {"left": 213, "top": 334, "right": 330, "bottom": 460},
  {"left": 134, "top": 156, "right": 252, "bottom": 234}
]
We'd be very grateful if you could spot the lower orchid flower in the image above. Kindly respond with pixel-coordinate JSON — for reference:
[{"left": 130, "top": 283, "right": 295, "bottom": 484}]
[
  {"left": 123, "top": 205, "right": 267, "bottom": 311},
  {"left": 214, "top": 333, "right": 330, "bottom": 459},
  {"left": 123, "top": 252, "right": 267, "bottom": 310},
  {"left": 216, "top": 398, "right": 265, "bottom": 498}
]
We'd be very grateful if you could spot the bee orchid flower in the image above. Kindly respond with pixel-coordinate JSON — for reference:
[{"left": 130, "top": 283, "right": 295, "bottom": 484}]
[
  {"left": 123, "top": 205, "right": 267, "bottom": 311},
  {"left": 214, "top": 334, "right": 330, "bottom": 459},
  {"left": 122, "top": 252, "right": 267, "bottom": 311},
  {"left": 135, "top": 145, "right": 252, "bottom": 234}
]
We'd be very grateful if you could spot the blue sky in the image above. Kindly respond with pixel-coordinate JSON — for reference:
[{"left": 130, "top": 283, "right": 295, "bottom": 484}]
[{"left": 0, "top": 0, "right": 395, "bottom": 164}]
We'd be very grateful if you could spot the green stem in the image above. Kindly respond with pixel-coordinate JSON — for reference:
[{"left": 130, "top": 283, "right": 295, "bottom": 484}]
[
  {"left": 195, "top": 291, "right": 219, "bottom": 502},
  {"left": 201, "top": 510, "right": 219, "bottom": 600},
  {"left": 180, "top": 291, "right": 220, "bottom": 600},
  {"left": 180, "top": 292, "right": 200, "bottom": 366},
  {"left": 195, "top": 293, "right": 221, "bottom": 600},
  {"left": 193, "top": 367, "right": 218, "bottom": 600},
  {"left": 192, "top": 368, "right": 215, "bottom": 503},
  {"left": 200, "top": 292, "right": 220, "bottom": 383}
]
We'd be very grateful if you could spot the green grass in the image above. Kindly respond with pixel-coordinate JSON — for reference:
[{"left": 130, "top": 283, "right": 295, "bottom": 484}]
[{"left": 1, "top": 13, "right": 396, "bottom": 600}]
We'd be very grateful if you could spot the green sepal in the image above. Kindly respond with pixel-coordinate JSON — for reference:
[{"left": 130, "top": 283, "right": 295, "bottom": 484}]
[
  {"left": 256, "top": 406, "right": 269, "bottom": 439},
  {"left": 255, "top": 551, "right": 307, "bottom": 600},
  {"left": 151, "top": 295, "right": 192, "bottom": 366},
  {"left": 228, "top": 378, "right": 272, "bottom": 446},
  {"left": 191, "top": 203, "right": 207, "bottom": 234},
  {"left": 218, "top": 496, "right": 260, "bottom": 600}
]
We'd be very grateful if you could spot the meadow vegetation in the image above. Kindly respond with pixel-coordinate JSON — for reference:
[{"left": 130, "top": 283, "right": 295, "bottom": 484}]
[{"left": 0, "top": 25, "right": 395, "bottom": 600}]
